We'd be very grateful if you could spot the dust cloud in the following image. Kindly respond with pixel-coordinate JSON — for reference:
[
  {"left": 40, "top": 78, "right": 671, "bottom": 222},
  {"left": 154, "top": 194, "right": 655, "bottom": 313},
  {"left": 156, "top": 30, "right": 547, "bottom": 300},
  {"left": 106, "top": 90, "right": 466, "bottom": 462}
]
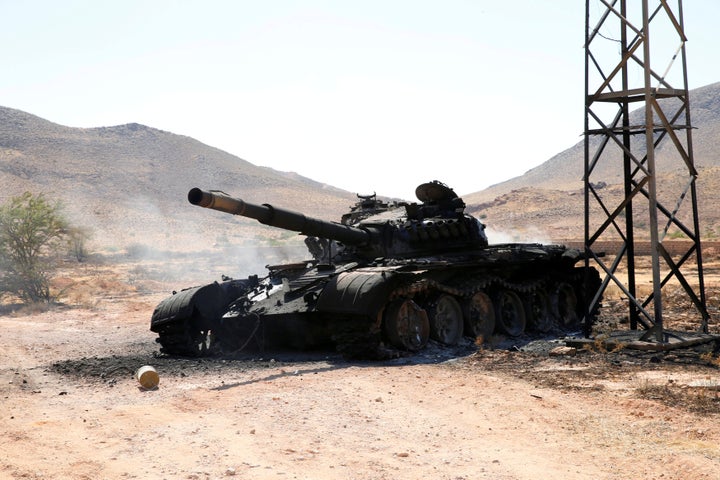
[
  {"left": 485, "top": 227, "right": 554, "bottom": 245},
  {"left": 61, "top": 193, "right": 311, "bottom": 287}
]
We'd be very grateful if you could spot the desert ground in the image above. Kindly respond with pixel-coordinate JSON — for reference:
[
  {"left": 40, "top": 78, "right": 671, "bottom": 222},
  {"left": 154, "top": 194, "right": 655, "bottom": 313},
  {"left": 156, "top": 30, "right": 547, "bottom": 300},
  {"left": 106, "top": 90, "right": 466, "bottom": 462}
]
[{"left": 2, "top": 256, "right": 720, "bottom": 480}]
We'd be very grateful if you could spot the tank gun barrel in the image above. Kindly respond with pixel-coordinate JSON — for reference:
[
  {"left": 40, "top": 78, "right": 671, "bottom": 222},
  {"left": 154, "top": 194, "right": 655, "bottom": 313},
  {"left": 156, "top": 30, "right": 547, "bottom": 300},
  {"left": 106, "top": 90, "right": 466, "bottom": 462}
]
[{"left": 188, "top": 188, "right": 371, "bottom": 245}]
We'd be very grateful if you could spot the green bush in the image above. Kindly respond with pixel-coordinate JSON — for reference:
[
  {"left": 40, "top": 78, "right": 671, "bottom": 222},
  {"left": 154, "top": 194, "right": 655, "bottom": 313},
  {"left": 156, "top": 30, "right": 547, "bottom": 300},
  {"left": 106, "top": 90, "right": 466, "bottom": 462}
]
[{"left": 0, "top": 192, "right": 68, "bottom": 303}]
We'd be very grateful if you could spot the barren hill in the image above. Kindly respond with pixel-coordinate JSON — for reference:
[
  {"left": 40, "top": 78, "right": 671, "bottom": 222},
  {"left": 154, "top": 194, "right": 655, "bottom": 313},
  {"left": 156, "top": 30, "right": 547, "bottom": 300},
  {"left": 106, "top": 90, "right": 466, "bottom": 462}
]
[
  {"left": 466, "top": 81, "right": 720, "bottom": 242},
  {"left": 0, "top": 107, "right": 357, "bottom": 254}
]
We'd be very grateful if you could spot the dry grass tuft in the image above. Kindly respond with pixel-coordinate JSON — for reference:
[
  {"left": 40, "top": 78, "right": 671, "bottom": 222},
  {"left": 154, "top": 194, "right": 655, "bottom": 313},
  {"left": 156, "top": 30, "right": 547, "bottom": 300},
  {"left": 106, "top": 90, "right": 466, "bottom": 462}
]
[
  {"left": 9, "top": 302, "right": 55, "bottom": 316},
  {"left": 581, "top": 335, "right": 627, "bottom": 354},
  {"left": 636, "top": 379, "right": 720, "bottom": 415},
  {"left": 698, "top": 351, "right": 720, "bottom": 368}
]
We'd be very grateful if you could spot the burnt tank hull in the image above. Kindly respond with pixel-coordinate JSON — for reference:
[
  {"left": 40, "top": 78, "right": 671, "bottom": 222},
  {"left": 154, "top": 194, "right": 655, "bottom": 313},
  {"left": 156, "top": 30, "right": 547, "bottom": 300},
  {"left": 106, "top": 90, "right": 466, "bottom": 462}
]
[{"left": 151, "top": 182, "right": 600, "bottom": 358}]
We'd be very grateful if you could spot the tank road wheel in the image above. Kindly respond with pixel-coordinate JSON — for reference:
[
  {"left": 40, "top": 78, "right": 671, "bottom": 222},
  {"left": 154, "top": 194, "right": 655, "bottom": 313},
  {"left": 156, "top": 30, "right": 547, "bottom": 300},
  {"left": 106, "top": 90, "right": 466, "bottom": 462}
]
[
  {"left": 492, "top": 289, "right": 526, "bottom": 337},
  {"left": 463, "top": 291, "right": 495, "bottom": 341},
  {"left": 427, "top": 294, "right": 464, "bottom": 345},
  {"left": 525, "top": 288, "right": 554, "bottom": 333},
  {"left": 383, "top": 299, "right": 430, "bottom": 352},
  {"left": 553, "top": 283, "right": 579, "bottom": 328}
]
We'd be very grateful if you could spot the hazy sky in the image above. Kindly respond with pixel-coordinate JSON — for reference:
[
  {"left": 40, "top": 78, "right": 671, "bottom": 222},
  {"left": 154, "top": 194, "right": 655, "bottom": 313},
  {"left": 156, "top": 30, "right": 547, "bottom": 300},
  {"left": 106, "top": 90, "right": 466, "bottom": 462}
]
[{"left": 2, "top": 1, "right": 718, "bottom": 200}]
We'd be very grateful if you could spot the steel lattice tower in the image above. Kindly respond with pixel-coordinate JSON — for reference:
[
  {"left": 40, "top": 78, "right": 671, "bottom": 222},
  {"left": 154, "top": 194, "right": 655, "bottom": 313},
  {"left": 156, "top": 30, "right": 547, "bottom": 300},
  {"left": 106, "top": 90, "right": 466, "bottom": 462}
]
[{"left": 583, "top": 0, "right": 709, "bottom": 340}]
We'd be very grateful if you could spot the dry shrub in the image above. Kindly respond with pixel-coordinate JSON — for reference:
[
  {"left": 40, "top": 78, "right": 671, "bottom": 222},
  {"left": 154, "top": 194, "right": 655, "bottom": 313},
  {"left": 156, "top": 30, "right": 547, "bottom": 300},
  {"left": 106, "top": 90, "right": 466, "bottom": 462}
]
[
  {"left": 10, "top": 302, "right": 55, "bottom": 316},
  {"left": 64, "top": 287, "right": 101, "bottom": 310},
  {"left": 699, "top": 351, "right": 720, "bottom": 368},
  {"left": 49, "top": 267, "right": 138, "bottom": 310},
  {"left": 125, "top": 300, "right": 154, "bottom": 312},
  {"left": 582, "top": 335, "right": 627, "bottom": 354},
  {"left": 636, "top": 379, "right": 720, "bottom": 414},
  {"left": 93, "top": 276, "right": 135, "bottom": 293}
]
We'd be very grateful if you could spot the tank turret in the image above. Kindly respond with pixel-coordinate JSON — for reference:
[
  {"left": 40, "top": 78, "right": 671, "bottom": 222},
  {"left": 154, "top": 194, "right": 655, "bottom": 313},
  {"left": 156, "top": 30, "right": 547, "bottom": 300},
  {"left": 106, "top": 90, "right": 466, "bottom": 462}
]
[{"left": 187, "top": 181, "right": 488, "bottom": 261}]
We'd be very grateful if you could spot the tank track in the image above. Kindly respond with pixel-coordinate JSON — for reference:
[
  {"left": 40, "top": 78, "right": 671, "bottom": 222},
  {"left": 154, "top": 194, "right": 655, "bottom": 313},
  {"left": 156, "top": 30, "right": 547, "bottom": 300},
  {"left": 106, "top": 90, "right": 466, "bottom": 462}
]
[
  {"left": 153, "top": 317, "right": 215, "bottom": 357},
  {"left": 332, "top": 315, "right": 396, "bottom": 360},
  {"left": 372, "top": 267, "right": 601, "bottom": 350},
  {"left": 153, "top": 267, "right": 601, "bottom": 361}
]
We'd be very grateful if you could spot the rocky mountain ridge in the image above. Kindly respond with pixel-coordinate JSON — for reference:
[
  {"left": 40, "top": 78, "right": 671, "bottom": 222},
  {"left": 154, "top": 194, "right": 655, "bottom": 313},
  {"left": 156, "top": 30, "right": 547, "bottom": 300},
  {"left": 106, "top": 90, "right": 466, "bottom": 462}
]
[{"left": 0, "top": 107, "right": 357, "bottom": 253}]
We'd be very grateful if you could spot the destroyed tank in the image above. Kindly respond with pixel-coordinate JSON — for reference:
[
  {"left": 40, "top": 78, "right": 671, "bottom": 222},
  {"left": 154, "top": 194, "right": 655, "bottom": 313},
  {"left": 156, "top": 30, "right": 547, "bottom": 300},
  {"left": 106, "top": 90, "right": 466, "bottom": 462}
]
[{"left": 150, "top": 181, "right": 599, "bottom": 358}]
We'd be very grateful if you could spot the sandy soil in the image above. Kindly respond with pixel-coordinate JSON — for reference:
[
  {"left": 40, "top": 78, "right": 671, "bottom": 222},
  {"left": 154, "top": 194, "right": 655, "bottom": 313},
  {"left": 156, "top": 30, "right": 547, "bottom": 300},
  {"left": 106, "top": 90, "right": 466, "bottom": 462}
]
[{"left": 2, "top": 262, "right": 720, "bottom": 480}]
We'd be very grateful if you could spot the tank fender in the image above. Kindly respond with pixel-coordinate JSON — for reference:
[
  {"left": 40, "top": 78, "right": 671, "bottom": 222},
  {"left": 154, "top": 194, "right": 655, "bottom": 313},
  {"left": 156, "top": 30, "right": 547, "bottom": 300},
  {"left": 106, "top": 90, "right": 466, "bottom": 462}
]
[
  {"left": 315, "top": 268, "right": 409, "bottom": 317},
  {"left": 150, "top": 283, "right": 224, "bottom": 331},
  {"left": 151, "top": 277, "right": 258, "bottom": 331}
]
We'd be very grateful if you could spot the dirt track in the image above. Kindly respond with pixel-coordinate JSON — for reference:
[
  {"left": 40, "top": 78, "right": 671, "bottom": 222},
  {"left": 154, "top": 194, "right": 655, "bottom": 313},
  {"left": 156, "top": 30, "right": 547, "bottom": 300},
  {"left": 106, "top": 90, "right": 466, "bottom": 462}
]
[{"left": 2, "top": 267, "right": 720, "bottom": 480}]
